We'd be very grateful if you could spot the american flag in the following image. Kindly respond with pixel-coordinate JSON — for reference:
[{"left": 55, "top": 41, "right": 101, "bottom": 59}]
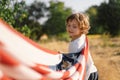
[{"left": 0, "top": 19, "right": 88, "bottom": 80}]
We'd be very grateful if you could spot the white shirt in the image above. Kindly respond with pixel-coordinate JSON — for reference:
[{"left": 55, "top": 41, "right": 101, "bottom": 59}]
[{"left": 68, "top": 34, "right": 97, "bottom": 80}]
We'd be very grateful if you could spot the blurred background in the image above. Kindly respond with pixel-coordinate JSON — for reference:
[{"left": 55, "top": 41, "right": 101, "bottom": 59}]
[{"left": 0, "top": 0, "right": 120, "bottom": 80}]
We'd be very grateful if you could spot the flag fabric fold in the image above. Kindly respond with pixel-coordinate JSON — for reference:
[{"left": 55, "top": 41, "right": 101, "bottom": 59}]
[{"left": 0, "top": 19, "right": 89, "bottom": 80}]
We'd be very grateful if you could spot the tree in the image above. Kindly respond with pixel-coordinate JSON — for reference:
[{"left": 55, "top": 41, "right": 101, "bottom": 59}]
[
  {"left": 43, "top": 1, "right": 72, "bottom": 36},
  {"left": 26, "top": 1, "right": 47, "bottom": 22},
  {"left": 0, "top": 0, "right": 30, "bottom": 37},
  {"left": 85, "top": 5, "right": 104, "bottom": 34},
  {"left": 0, "top": 0, "right": 26, "bottom": 25},
  {"left": 0, "top": 0, "right": 48, "bottom": 40},
  {"left": 23, "top": 1, "right": 47, "bottom": 40},
  {"left": 97, "top": 0, "right": 120, "bottom": 36}
]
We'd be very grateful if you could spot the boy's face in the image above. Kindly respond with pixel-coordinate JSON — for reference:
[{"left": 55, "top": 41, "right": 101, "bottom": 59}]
[{"left": 66, "top": 19, "right": 81, "bottom": 40}]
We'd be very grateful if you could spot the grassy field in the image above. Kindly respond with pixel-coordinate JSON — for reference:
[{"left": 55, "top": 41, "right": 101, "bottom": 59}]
[{"left": 39, "top": 35, "right": 120, "bottom": 80}]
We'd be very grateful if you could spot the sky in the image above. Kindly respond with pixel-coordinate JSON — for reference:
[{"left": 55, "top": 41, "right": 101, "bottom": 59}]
[{"left": 25, "top": 0, "right": 108, "bottom": 12}]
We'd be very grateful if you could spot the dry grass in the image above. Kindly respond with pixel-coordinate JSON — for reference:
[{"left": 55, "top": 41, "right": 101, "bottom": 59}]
[{"left": 39, "top": 35, "right": 120, "bottom": 80}]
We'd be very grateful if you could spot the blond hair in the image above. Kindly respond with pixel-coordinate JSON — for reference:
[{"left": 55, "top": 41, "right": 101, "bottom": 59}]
[{"left": 66, "top": 13, "right": 90, "bottom": 34}]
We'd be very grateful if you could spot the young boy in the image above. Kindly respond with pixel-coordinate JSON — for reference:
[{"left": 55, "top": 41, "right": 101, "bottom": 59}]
[{"left": 57, "top": 13, "right": 98, "bottom": 80}]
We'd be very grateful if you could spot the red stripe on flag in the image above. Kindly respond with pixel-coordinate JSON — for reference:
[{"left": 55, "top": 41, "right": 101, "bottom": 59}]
[
  {"left": 32, "top": 64, "right": 50, "bottom": 74},
  {"left": 77, "top": 63, "right": 82, "bottom": 72},
  {"left": 61, "top": 71, "right": 70, "bottom": 79},
  {"left": 1, "top": 75, "right": 13, "bottom": 80},
  {"left": 0, "top": 48, "right": 19, "bottom": 66},
  {"left": 0, "top": 41, "right": 4, "bottom": 47}
]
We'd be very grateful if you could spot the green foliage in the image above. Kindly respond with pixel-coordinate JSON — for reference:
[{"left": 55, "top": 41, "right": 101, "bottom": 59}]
[
  {"left": 15, "top": 25, "right": 31, "bottom": 37},
  {"left": 0, "top": 0, "right": 44, "bottom": 40},
  {"left": 24, "top": 1, "right": 47, "bottom": 40},
  {"left": 57, "top": 32, "right": 70, "bottom": 41},
  {"left": 97, "top": 0, "right": 120, "bottom": 36},
  {"left": 0, "top": 0, "right": 31, "bottom": 37},
  {"left": 0, "top": 0, "right": 15, "bottom": 25},
  {"left": 86, "top": 5, "right": 104, "bottom": 34},
  {"left": 43, "top": 1, "right": 72, "bottom": 36},
  {"left": 26, "top": 1, "right": 47, "bottom": 22},
  {"left": 29, "top": 21, "right": 43, "bottom": 41},
  {"left": 13, "top": 1, "right": 28, "bottom": 27},
  {"left": 0, "top": 0, "right": 27, "bottom": 25}
]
